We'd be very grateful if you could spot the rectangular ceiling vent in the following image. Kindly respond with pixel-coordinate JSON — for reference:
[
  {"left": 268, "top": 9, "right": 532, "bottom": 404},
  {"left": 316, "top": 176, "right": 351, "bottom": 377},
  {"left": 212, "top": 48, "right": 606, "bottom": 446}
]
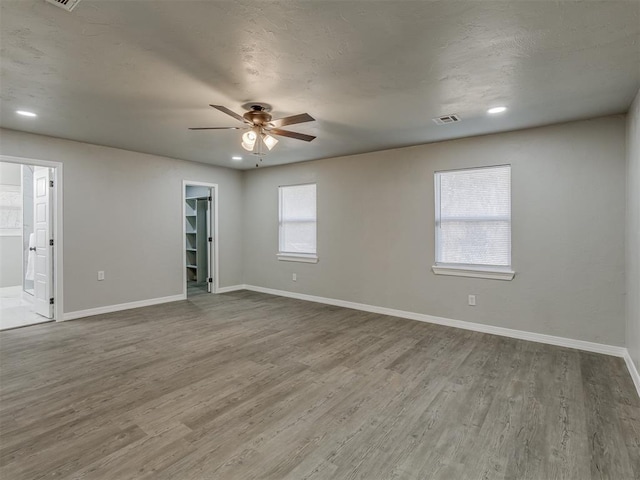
[
  {"left": 433, "top": 114, "right": 461, "bottom": 125},
  {"left": 44, "top": 0, "right": 81, "bottom": 12}
]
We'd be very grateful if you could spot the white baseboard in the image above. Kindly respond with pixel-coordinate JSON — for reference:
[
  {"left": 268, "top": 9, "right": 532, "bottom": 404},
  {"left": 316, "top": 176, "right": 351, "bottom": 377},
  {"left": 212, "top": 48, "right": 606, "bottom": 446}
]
[
  {"left": 216, "top": 285, "right": 246, "bottom": 294},
  {"left": 243, "top": 284, "right": 627, "bottom": 358},
  {"left": 63, "top": 294, "right": 186, "bottom": 321},
  {"left": 624, "top": 351, "right": 640, "bottom": 398}
]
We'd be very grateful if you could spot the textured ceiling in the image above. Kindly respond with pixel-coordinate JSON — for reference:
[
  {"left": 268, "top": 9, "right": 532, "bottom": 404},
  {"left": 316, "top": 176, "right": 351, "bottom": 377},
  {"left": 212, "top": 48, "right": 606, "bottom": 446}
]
[{"left": 1, "top": 0, "right": 639, "bottom": 169}]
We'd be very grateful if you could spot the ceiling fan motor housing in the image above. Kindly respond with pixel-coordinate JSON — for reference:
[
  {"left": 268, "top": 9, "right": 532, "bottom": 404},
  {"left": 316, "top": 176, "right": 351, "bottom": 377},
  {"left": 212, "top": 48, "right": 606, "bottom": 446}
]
[{"left": 243, "top": 105, "right": 272, "bottom": 126}]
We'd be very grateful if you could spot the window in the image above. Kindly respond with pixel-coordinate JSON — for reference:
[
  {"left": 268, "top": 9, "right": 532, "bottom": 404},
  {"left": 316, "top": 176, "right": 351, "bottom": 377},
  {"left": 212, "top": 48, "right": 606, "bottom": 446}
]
[
  {"left": 278, "top": 183, "right": 317, "bottom": 263},
  {"left": 433, "top": 165, "right": 514, "bottom": 280}
]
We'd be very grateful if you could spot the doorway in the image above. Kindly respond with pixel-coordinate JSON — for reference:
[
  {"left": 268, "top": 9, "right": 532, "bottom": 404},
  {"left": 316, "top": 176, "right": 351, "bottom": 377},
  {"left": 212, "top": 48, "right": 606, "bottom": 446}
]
[
  {"left": 183, "top": 181, "right": 218, "bottom": 298},
  {"left": 0, "top": 156, "right": 63, "bottom": 329}
]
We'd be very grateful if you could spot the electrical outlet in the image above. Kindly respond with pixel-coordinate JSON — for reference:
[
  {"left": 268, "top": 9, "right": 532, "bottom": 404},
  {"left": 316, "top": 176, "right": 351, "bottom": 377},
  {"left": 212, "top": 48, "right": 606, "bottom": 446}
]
[
  {"left": 292, "top": 273, "right": 297, "bottom": 282},
  {"left": 468, "top": 294, "right": 476, "bottom": 306},
  {"left": 98, "top": 271, "right": 105, "bottom": 281}
]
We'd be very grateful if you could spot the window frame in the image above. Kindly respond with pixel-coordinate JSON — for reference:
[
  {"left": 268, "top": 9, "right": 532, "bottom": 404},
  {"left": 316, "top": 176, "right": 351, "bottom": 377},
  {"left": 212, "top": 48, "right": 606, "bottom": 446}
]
[
  {"left": 432, "top": 165, "right": 515, "bottom": 281},
  {"left": 277, "top": 182, "right": 318, "bottom": 263}
]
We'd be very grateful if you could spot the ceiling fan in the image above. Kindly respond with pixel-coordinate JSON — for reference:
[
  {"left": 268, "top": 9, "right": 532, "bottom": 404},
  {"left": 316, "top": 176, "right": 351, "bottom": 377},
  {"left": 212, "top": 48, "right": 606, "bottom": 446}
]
[{"left": 189, "top": 103, "right": 316, "bottom": 165}]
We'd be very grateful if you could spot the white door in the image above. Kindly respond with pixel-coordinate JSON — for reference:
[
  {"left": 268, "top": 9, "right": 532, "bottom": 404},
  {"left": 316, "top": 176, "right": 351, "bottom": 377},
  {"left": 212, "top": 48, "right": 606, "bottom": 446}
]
[
  {"left": 207, "top": 191, "right": 213, "bottom": 293},
  {"left": 33, "top": 167, "right": 53, "bottom": 318}
]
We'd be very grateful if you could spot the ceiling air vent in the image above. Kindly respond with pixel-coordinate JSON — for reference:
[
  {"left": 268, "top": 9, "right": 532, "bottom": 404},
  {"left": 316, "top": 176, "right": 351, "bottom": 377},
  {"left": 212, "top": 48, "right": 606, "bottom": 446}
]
[
  {"left": 433, "top": 114, "right": 460, "bottom": 125},
  {"left": 44, "top": 0, "right": 81, "bottom": 12}
]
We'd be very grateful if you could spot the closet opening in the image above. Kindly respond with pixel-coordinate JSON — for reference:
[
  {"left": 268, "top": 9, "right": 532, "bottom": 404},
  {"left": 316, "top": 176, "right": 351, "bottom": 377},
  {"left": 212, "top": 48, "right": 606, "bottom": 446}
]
[{"left": 183, "top": 181, "right": 218, "bottom": 298}]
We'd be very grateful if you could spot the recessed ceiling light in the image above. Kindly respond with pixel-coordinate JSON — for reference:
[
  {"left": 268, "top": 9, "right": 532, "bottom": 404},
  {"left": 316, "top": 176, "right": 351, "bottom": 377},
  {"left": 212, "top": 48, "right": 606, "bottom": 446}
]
[
  {"left": 16, "top": 110, "right": 37, "bottom": 117},
  {"left": 487, "top": 106, "right": 507, "bottom": 114},
  {"left": 231, "top": 156, "right": 243, "bottom": 161}
]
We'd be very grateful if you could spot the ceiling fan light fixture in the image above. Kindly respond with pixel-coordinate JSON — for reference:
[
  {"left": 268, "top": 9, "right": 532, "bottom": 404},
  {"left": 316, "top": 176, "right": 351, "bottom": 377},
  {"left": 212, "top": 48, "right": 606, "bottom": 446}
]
[
  {"left": 241, "top": 130, "right": 257, "bottom": 151},
  {"left": 189, "top": 104, "right": 315, "bottom": 164},
  {"left": 262, "top": 133, "right": 278, "bottom": 151}
]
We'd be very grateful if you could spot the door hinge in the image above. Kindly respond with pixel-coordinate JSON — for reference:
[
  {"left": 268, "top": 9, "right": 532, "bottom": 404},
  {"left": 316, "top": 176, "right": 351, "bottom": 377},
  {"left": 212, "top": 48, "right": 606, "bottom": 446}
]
[
  {"left": 208, "top": 237, "right": 212, "bottom": 242},
  {"left": 49, "top": 239, "right": 54, "bottom": 246},
  {"left": 207, "top": 277, "right": 213, "bottom": 283},
  {"left": 49, "top": 298, "right": 54, "bottom": 305},
  {"left": 49, "top": 180, "right": 54, "bottom": 188},
  {"left": 208, "top": 196, "right": 212, "bottom": 201}
]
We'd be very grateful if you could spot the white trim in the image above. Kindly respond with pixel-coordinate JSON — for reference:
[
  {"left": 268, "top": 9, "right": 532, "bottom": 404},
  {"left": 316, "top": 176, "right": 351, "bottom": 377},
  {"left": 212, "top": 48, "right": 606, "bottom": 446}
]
[
  {"left": 216, "top": 285, "right": 246, "bottom": 293},
  {"left": 0, "top": 155, "right": 64, "bottom": 322},
  {"left": 623, "top": 351, "right": 640, "bottom": 398},
  {"left": 182, "top": 181, "right": 219, "bottom": 296},
  {"left": 277, "top": 253, "right": 319, "bottom": 263},
  {"left": 432, "top": 265, "right": 515, "bottom": 281},
  {"left": 63, "top": 294, "right": 185, "bottom": 321},
  {"left": 242, "top": 284, "right": 626, "bottom": 357}
]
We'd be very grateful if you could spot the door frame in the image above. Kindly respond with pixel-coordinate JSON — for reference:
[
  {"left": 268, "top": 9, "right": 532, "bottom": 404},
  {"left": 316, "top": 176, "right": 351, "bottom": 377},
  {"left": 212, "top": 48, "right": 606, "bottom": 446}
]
[
  {"left": 0, "top": 154, "right": 64, "bottom": 321},
  {"left": 182, "top": 180, "right": 219, "bottom": 297}
]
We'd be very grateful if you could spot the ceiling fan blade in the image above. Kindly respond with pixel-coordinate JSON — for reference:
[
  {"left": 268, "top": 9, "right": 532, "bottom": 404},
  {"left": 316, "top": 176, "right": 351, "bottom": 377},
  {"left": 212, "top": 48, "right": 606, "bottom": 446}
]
[
  {"left": 189, "top": 127, "right": 242, "bottom": 130},
  {"left": 270, "top": 112, "right": 315, "bottom": 128},
  {"left": 270, "top": 128, "right": 316, "bottom": 142},
  {"left": 209, "top": 104, "right": 250, "bottom": 124}
]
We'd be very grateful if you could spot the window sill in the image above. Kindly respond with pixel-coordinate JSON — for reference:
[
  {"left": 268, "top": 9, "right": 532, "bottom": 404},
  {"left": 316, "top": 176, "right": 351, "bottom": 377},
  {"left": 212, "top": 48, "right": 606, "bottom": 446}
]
[
  {"left": 432, "top": 265, "right": 515, "bottom": 281},
  {"left": 277, "top": 253, "right": 319, "bottom": 264}
]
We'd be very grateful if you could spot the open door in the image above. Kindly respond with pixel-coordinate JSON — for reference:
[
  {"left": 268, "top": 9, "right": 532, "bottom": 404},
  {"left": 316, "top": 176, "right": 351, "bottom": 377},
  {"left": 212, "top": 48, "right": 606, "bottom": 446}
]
[
  {"left": 183, "top": 181, "right": 217, "bottom": 297},
  {"left": 33, "top": 166, "right": 53, "bottom": 318},
  {"left": 207, "top": 191, "right": 213, "bottom": 293}
]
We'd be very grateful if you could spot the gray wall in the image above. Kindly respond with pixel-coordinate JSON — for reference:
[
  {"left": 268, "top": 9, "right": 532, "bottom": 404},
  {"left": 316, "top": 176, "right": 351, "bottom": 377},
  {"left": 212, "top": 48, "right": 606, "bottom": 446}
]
[
  {"left": 243, "top": 116, "right": 627, "bottom": 346},
  {"left": 627, "top": 90, "right": 640, "bottom": 369},
  {"left": 0, "top": 236, "right": 22, "bottom": 288},
  {"left": 0, "top": 128, "right": 244, "bottom": 313},
  {"left": 0, "top": 162, "right": 22, "bottom": 287},
  {"left": 0, "top": 162, "right": 21, "bottom": 184}
]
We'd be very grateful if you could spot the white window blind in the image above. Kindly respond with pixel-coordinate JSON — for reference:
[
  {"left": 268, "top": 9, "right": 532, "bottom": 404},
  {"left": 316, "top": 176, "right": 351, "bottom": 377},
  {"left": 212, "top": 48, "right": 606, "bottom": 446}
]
[
  {"left": 279, "top": 184, "right": 317, "bottom": 255},
  {"left": 435, "top": 165, "right": 511, "bottom": 268}
]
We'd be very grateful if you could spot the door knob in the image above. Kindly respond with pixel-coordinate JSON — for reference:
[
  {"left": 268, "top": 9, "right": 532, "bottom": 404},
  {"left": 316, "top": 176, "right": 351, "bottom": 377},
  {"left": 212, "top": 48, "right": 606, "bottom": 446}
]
[{"left": 29, "top": 247, "right": 36, "bottom": 251}]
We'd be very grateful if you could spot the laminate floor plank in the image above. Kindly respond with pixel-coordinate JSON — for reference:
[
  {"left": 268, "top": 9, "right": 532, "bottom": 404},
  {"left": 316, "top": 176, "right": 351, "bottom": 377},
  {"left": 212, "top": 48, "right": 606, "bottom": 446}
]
[
  {"left": 581, "top": 352, "right": 637, "bottom": 479},
  {"left": 0, "top": 290, "right": 638, "bottom": 479}
]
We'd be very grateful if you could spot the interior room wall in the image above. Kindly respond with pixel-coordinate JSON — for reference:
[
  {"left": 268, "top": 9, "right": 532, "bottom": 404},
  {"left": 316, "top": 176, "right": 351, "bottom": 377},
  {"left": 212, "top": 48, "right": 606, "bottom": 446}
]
[
  {"left": 0, "top": 128, "right": 244, "bottom": 314},
  {"left": 0, "top": 161, "right": 21, "bottom": 184},
  {"left": 627, "top": 90, "right": 640, "bottom": 369},
  {"left": 243, "top": 115, "right": 627, "bottom": 346},
  {"left": 0, "top": 162, "right": 23, "bottom": 288}
]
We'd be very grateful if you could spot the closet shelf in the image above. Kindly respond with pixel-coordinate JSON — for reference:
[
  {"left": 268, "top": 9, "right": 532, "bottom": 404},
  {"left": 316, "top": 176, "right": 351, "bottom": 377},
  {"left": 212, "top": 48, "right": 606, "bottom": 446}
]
[{"left": 185, "top": 194, "right": 208, "bottom": 285}]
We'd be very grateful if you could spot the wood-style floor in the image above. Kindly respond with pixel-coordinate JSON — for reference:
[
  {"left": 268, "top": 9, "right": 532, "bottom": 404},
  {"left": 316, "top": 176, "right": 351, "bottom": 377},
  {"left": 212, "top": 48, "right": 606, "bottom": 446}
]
[{"left": 1, "top": 290, "right": 639, "bottom": 479}]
